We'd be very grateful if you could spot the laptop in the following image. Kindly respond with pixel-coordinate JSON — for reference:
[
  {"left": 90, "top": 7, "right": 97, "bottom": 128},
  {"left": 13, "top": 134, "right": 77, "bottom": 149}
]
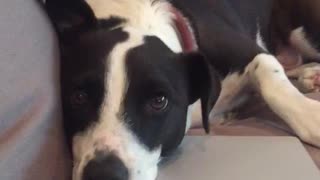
[{"left": 158, "top": 136, "right": 320, "bottom": 180}]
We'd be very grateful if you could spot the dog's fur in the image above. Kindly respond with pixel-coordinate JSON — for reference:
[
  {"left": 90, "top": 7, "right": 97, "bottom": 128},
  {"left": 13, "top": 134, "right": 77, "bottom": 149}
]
[{"left": 45, "top": 0, "right": 320, "bottom": 180}]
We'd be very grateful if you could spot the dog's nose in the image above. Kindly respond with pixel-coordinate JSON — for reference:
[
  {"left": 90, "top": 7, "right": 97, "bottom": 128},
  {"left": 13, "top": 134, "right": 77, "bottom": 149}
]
[{"left": 82, "top": 152, "right": 129, "bottom": 180}]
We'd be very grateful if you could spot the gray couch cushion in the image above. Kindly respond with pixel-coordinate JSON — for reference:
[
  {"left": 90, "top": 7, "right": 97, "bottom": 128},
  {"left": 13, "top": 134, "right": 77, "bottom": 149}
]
[{"left": 0, "top": 1, "right": 70, "bottom": 180}]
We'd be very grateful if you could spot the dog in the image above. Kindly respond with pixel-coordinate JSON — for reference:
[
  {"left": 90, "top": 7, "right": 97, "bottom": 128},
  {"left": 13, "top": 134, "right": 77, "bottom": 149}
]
[{"left": 45, "top": 0, "right": 320, "bottom": 180}]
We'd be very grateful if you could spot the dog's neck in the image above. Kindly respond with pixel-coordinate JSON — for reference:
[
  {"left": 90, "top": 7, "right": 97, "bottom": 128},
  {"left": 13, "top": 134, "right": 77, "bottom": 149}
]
[
  {"left": 86, "top": 0, "right": 196, "bottom": 53},
  {"left": 170, "top": 6, "right": 197, "bottom": 52}
]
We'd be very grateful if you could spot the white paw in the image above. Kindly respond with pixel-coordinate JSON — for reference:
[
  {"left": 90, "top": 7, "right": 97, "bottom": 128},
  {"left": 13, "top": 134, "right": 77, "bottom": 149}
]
[
  {"left": 289, "top": 63, "right": 320, "bottom": 92},
  {"left": 290, "top": 99, "right": 320, "bottom": 148}
]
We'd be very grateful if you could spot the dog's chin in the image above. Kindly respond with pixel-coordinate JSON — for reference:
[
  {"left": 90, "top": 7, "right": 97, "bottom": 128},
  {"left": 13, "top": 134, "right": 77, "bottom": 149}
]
[
  {"left": 130, "top": 165, "right": 159, "bottom": 180},
  {"left": 124, "top": 149, "right": 161, "bottom": 180}
]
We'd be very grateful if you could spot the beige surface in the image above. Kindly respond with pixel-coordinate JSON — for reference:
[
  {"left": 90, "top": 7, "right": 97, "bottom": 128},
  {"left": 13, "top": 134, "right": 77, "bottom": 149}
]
[
  {"left": 158, "top": 136, "right": 320, "bottom": 180},
  {"left": 188, "top": 93, "right": 320, "bottom": 169}
]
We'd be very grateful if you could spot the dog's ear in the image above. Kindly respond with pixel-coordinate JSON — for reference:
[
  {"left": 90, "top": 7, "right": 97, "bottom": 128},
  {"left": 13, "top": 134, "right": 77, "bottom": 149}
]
[
  {"left": 45, "top": 0, "right": 96, "bottom": 33},
  {"left": 182, "top": 53, "right": 221, "bottom": 133}
]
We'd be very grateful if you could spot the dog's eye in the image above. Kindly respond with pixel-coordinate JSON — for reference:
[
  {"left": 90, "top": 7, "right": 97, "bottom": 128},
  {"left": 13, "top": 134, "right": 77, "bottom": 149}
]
[
  {"left": 70, "top": 91, "right": 88, "bottom": 107},
  {"left": 148, "top": 95, "right": 169, "bottom": 112}
]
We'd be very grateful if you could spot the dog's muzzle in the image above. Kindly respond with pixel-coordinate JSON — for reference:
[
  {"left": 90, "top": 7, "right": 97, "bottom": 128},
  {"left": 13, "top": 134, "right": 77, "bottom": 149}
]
[{"left": 82, "top": 151, "right": 129, "bottom": 180}]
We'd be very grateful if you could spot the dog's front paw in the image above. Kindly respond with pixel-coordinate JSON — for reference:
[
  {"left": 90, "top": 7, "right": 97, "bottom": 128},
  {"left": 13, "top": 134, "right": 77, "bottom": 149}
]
[
  {"left": 288, "top": 63, "right": 320, "bottom": 93},
  {"left": 291, "top": 98, "right": 320, "bottom": 148},
  {"left": 298, "top": 64, "right": 320, "bottom": 92}
]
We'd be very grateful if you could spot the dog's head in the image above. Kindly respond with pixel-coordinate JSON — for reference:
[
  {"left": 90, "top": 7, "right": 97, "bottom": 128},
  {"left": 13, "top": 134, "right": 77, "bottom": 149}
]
[{"left": 46, "top": 1, "right": 220, "bottom": 180}]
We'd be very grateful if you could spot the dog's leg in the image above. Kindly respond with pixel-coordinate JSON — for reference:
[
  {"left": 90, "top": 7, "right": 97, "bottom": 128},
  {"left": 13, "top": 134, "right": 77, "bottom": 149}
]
[
  {"left": 246, "top": 53, "right": 320, "bottom": 147},
  {"left": 190, "top": 72, "right": 251, "bottom": 128}
]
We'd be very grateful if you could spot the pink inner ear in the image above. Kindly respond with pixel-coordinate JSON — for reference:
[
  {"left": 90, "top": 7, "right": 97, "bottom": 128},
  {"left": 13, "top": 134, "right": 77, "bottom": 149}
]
[{"left": 170, "top": 7, "right": 197, "bottom": 53}]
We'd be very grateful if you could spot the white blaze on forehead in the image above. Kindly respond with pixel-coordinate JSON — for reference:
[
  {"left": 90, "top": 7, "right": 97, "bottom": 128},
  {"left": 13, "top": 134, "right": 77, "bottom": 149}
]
[
  {"left": 86, "top": 0, "right": 182, "bottom": 52},
  {"left": 99, "top": 27, "right": 144, "bottom": 129}
]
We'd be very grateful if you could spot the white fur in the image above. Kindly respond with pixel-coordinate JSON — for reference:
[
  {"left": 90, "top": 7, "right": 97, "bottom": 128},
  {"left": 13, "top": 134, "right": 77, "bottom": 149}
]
[
  {"left": 211, "top": 72, "right": 250, "bottom": 117},
  {"left": 247, "top": 53, "right": 320, "bottom": 148},
  {"left": 72, "top": 28, "right": 161, "bottom": 180},
  {"left": 256, "top": 23, "right": 268, "bottom": 51},
  {"left": 190, "top": 73, "right": 250, "bottom": 127},
  {"left": 290, "top": 27, "right": 320, "bottom": 59},
  {"left": 186, "top": 103, "right": 196, "bottom": 132},
  {"left": 86, "top": 0, "right": 182, "bottom": 53},
  {"left": 189, "top": 100, "right": 202, "bottom": 127}
]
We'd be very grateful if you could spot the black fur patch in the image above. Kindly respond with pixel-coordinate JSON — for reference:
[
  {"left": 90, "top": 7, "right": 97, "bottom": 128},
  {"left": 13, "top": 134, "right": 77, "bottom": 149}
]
[
  {"left": 60, "top": 25, "right": 129, "bottom": 145},
  {"left": 124, "top": 36, "right": 189, "bottom": 154},
  {"left": 171, "top": 0, "right": 268, "bottom": 76}
]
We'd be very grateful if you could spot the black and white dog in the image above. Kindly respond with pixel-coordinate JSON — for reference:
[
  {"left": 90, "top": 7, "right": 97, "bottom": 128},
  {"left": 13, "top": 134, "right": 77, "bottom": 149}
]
[{"left": 45, "top": 0, "right": 320, "bottom": 180}]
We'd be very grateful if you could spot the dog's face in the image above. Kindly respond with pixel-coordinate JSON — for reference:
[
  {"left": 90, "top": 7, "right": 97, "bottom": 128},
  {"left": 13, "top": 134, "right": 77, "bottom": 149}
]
[{"left": 46, "top": 1, "right": 220, "bottom": 180}]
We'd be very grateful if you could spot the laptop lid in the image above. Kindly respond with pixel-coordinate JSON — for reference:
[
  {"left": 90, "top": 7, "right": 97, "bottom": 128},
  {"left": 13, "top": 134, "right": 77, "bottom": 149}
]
[{"left": 158, "top": 136, "right": 320, "bottom": 180}]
